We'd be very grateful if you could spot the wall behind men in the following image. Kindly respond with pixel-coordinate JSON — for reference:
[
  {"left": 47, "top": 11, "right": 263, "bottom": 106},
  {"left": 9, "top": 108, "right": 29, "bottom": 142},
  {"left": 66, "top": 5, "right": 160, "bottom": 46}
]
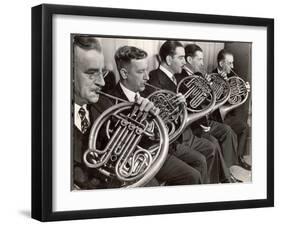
[
  {"left": 100, "top": 37, "right": 224, "bottom": 82},
  {"left": 0, "top": 0, "right": 279, "bottom": 226}
]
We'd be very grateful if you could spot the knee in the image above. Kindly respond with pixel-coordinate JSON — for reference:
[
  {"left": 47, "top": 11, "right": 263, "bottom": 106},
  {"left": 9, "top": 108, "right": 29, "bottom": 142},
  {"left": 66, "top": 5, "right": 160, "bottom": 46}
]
[
  {"left": 223, "top": 124, "right": 237, "bottom": 140},
  {"left": 198, "top": 153, "right": 207, "bottom": 166},
  {"left": 188, "top": 168, "right": 202, "bottom": 184},
  {"left": 223, "top": 124, "right": 233, "bottom": 135},
  {"left": 206, "top": 141, "right": 217, "bottom": 158}
]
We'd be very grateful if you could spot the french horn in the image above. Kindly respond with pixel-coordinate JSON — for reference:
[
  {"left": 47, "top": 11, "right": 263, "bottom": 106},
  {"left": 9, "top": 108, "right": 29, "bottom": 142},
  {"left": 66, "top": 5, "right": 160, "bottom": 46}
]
[
  {"left": 83, "top": 100, "right": 169, "bottom": 188},
  {"left": 145, "top": 85, "right": 188, "bottom": 144},
  {"left": 176, "top": 71, "right": 216, "bottom": 126},
  {"left": 219, "top": 69, "right": 250, "bottom": 121},
  {"left": 204, "top": 72, "right": 231, "bottom": 112}
]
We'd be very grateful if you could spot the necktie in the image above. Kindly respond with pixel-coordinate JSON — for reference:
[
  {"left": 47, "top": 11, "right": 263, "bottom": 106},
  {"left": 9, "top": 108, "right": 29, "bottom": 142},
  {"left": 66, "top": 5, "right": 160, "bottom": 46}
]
[
  {"left": 78, "top": 107, "right": 89, "bottom": 134},
  {"left": 171, "top": 75, "right": 177, "bottom": 85}
]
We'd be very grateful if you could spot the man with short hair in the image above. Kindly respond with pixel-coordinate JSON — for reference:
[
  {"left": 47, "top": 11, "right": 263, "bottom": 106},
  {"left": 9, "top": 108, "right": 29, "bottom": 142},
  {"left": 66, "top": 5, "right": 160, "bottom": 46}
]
[
  {"left": 212, "top": 49, "right": 251, "bottom": 170},
  {"left": 178, "top": 44, "right": 242, "bottom": 182},
  {"left": 72, "top": 36, "right": 160, "bottom": 189},
  {"left": 109, "top": 45, "right": 203, "bottom": 186},
  {"left": 145, "top": 41, "right": 222, "bottom": 183}
]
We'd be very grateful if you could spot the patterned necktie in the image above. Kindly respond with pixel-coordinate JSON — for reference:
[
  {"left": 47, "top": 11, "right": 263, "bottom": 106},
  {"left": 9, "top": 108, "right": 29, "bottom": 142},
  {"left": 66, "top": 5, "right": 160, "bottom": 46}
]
[{"left": 78, "top": 107, "right": 89, "bottom": 134}]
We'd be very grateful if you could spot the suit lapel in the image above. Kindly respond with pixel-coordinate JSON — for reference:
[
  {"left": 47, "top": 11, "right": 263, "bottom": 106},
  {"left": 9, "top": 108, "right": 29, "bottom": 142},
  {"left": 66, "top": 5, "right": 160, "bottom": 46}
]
[
  {"left": 115, "top": 83, "right": 129, "bottom": 102},
  {"left": 157, "top": 69, "right": 177, "bottom": 92}
]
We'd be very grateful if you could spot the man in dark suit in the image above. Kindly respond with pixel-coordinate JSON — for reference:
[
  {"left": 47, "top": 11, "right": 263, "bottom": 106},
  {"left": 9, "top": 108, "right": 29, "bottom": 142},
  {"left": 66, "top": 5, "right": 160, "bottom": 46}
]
[
  {"left": 212, "top": 49, "right": 251, "bottom": 170},
  {"left": 109, "top": 45, "right": 204, "bottom": 185},
  {"left": 72, "top": 36, "right": 161, "bottom": 189},
  {"left": 145, "top": 41, "right": 229, "bottom": 183},
  {"left": 176, "top": 43, "right": 242, "bottom": 182}
]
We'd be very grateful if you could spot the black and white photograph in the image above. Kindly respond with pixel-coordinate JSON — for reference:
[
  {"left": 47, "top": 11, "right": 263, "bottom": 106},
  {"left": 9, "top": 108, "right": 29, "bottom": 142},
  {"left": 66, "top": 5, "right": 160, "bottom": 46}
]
[
  {"left": 72, "top": 35, "right": 252, "bottom": 190},
  {"left": 30, "top": 3, "right": 274, "bottom": 222}
]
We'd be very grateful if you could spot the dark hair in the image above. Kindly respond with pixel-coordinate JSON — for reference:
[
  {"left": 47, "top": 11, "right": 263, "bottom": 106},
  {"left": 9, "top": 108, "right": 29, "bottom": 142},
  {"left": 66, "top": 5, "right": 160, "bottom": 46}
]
[
  {"left": 73, "top": 35, "right": 102, "bottom": 52},
  {"left": 217, "top": 49, "right": 233, "bottom": 64},
  {"left": 184, "top": 44, "right": 203, "bottom": 58},
  {"left": 159, "top": 40, "right": 183, "bottom": 63},
  {"left": 114, "top": 46, "right": 148, "bottom": 71}
]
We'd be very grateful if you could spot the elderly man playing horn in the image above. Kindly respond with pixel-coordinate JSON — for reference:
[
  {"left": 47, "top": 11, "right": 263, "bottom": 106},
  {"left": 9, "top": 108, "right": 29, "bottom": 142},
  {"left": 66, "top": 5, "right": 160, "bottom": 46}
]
[
  {"left": 212, "top": 49, "right": 251, "bottom": 170},
  {"left": 108, "top": 45, "right": 204, "bottom": 186},
  {"left": 144, "top": 40, "right": 226, "bottom": 184},
  {"left": 72, "top": 36, "right": 162, "bottom": 189}
]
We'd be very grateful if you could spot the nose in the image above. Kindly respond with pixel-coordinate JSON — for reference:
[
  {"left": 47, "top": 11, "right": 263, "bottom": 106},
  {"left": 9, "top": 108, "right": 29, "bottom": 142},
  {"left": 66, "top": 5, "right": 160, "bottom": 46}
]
[
  {"left": 144, "top": 70, "right": 149, "bottom": 80},
  {"left": 96, "top": 72, "right": 105, "bottom": 87}
]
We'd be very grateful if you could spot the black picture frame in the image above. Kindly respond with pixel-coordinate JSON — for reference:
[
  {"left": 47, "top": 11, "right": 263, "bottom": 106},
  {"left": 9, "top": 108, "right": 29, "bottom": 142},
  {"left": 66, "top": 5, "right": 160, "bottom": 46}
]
[{"left": 31, "top": 3, "right": 274, "bottom": 222}]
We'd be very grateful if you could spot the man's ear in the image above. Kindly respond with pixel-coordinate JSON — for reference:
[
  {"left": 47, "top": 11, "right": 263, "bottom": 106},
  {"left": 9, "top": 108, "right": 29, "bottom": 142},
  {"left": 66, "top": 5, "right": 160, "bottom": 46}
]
[
  {"left": 218, "top": 60, "right": 224, "bottom": 68},
  {"left": 186, "top": 56, "right": 193, "bottom": 64},
  {"left": 119, "top": 68, "right": 128, "bottom": 79},
  {"left": 166, "top": 55, "right": 172, "bottom": 66}
]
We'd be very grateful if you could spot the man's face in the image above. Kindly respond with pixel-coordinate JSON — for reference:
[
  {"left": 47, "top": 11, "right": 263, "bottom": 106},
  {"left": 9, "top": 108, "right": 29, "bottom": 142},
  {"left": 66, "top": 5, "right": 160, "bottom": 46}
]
[
  {"left": 74, "top": 46, "right": 105, "bottom": 105},
  {"left": 188, "top": 50, "right": 204, "bottom": 73},
  {"left": 169, "top": 47, "right": 186, "bottom": 74},
  {"left": 123, "top": 58, "right": 149, "bottom": 92},
  {"left": 220, "top": 54, "right": 234, "bottom": 74}
]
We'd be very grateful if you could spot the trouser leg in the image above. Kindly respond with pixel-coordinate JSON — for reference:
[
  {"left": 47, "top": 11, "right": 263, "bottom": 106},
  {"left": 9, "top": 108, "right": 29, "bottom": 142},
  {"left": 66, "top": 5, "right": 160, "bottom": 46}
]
[
  {"left": 201, "top": 133, "right": 231, "bottom": 183},
  {"left": 174, "top": 143, "right": 208, "bottom": 183},
  {"left": 209, "top": 120, "right": 238, "bottom": 167},
  {"left": 155, "top": 154, "right": 202, "bottom": 185}
]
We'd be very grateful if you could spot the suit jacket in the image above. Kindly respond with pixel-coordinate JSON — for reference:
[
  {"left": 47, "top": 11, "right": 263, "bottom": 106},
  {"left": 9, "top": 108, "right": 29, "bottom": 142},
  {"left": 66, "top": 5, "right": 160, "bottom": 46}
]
[
  {"left": 101, "top": 70, "right": 117, "bottom": 93},
  {"left": 108, "top": 82, "right": 129, "bottom": 103},
  {"left": 73, "top": 96, "right": 113, "bottom": 188}
]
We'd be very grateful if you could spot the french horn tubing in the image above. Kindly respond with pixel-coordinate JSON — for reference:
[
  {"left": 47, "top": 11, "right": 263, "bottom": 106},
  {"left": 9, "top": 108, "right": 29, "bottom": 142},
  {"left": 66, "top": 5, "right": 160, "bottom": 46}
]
[
  {"left": 176, "top": 69, "right": 216, "bottom": 126},
  {"left": 204, "top": 72, "right": 231, "bottom": 112},
  {"left": 145, "top": 84, "right": 188, "bottom": 144},
  {"left": 83, "top": 100, "right": 169, "bottom": 188},
  {"left": 219, "top": 68, "right": 250, "bottom": 121}
]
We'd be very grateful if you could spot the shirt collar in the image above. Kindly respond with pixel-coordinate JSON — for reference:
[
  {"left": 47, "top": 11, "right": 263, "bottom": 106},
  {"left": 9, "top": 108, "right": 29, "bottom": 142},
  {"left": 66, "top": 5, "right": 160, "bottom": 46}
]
[
  {"left": 74, "top": 103, "right": 90, "bottom": 131},
  {"left": 217, "top": 67, "right": 223, "bottom": 74},
  {"left": 159, "top": 65, "right": 175, "bottom": 81},
  {"left": 120, "top": 82, "right": 139, "bottom": 102}
]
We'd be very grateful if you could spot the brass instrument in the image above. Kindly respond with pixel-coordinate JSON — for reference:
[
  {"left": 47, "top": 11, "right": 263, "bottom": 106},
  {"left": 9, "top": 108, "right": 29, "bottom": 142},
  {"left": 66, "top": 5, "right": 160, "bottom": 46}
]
[
  {"left": 176, "top": 71, "right": 216, "bottom": 126},
  {"left": 205, "top": 72, "right": 231, "bottom": 112},
  {"left": 83, "top": 99, "right": 169, "bottom": 188},
  {"left": 219, "top": 69, "right": 250, "bottom": 121},
  {"left": 145, "top": 84, "right": 188, "bottom": 144}
]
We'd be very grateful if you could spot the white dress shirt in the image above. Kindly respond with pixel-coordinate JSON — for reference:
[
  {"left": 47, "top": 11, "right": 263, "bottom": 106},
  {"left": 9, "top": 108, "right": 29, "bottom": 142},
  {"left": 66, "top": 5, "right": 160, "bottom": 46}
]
[
  {"left": 120, "top": 82, "right": 140, "bottom": 102},
  {"left": 74, "top": 103, "right": 90, "bottom": 132}
]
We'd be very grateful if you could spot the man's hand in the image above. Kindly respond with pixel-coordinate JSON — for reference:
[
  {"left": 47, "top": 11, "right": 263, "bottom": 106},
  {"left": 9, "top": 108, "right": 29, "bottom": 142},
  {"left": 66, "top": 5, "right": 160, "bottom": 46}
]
[
  {"left": 176, "top": 93, "right": 186, "bottom": 104},
  {"left": 205, "top": 74, "right": 212, "bottom": 82},
  {"left": 135, "top": 95, "right": 160, "bottom": 115},
  {"left": 245, "top": 81, "right": 251, "bottom": 92},
  {"left": 220, "top": 72, "right": 228, "bottom": 80}
]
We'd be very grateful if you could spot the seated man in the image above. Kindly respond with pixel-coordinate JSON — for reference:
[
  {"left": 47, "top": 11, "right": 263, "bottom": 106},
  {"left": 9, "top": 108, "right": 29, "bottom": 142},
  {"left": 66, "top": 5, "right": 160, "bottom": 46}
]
[
  {"left": 73, "top": 36, "right": 162, "bottom": 189},
  {"left": 143, "top": 41, "right": 226, "bottom": 183},
  {"left": 108, "top": 45, "right": 204, "bottom": 185},
  {"left": 212, "top": 49, "right": 251, "bottom": 170},
  {"left": 178, "top": 44, "right": 239, "bottom": 171}
]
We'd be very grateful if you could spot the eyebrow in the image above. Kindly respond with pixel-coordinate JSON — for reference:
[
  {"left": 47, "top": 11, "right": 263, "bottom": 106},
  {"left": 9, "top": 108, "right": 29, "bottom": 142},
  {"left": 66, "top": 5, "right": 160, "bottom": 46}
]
[{"left": 84, "top": 68, "right": 100, "bottom": 73}]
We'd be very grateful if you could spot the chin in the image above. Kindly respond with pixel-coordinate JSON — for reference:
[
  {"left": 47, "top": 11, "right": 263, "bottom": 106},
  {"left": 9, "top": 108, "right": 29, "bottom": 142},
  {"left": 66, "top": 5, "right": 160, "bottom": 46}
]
[
  {"left": 89, "top": 95, "right": 99, "bottom": 103},
  {"left": 139, "top": 86, "right": 145, "bottom": 92}
]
